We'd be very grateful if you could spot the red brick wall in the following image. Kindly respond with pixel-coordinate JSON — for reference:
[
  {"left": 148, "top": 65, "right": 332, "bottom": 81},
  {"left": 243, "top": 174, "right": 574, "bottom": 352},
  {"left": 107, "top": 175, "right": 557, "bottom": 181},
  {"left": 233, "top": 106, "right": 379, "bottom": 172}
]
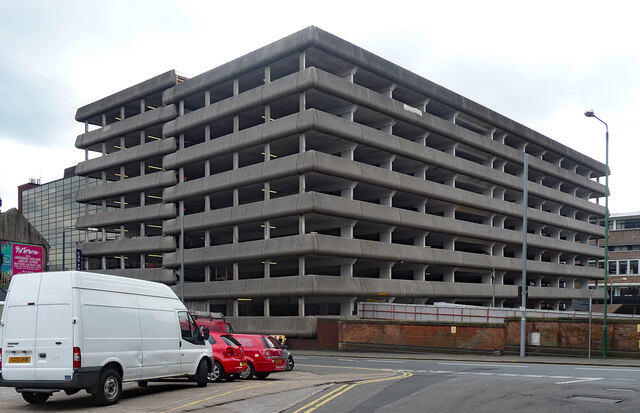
[
  {"left": 288, "top": 318, "right": 339, "bottom": 350},
  {"left": 339, "top": 320, "right": 505, "bottom": 352},
  {"left": 288, "top": 317, "right": 640, "bottom": 357},
  {"left": 505, "top": 318, "right": 640, "bottom": 353}
]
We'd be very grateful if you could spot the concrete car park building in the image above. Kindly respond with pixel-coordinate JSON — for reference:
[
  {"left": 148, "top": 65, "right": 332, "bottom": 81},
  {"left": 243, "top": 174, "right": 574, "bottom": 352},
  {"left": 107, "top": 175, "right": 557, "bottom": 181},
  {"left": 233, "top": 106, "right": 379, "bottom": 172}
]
[{"left": 73, "top": 27, "right": 606, "bottom": 334}]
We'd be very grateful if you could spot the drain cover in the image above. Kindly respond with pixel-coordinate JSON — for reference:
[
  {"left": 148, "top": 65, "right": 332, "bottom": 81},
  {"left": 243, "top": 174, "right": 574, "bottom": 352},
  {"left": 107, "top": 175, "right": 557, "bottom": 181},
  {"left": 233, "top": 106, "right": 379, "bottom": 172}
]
[{"left": 568, "top": 396, "right": 622, "bottom": 404}]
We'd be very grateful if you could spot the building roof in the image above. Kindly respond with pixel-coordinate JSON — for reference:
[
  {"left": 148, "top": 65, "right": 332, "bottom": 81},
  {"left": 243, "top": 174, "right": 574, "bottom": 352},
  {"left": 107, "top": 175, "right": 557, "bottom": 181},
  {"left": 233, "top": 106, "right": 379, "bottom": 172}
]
[{"left": 0, "top": 208, "right": 49, "bottom": 248}]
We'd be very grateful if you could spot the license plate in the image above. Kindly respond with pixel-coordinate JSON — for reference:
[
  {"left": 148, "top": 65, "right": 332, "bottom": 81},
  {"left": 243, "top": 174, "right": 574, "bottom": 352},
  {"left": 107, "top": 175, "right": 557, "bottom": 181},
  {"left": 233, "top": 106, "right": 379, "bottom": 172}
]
[
  {"left": 275, "top": 358, "right": 284, "bottom": 364},
  {"left": 9, "top": 357, "right": 30, "bottom": 363}
]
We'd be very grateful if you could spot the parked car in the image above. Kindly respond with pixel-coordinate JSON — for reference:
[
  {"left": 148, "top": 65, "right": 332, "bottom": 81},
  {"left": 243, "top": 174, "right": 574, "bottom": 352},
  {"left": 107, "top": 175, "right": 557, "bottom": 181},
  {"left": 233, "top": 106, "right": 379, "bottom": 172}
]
[
  {"left": 0, "top": 271, "right": 213, "bottom": 406},
  {"left": 207, "top": 333, "right": 246, "bottom": 382},
  {"left": 233, "top": 334, "right": 286, "bottom": 379},
  {"left": 271, "top": 335, "right": 294, "bottom": 371}
]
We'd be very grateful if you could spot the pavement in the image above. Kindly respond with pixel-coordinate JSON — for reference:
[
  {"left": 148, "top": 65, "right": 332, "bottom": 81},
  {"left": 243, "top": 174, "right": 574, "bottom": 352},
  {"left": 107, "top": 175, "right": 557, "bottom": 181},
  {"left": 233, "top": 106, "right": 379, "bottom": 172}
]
[{"left": 292, "top": 348, "right": 640, "bottom": 368}]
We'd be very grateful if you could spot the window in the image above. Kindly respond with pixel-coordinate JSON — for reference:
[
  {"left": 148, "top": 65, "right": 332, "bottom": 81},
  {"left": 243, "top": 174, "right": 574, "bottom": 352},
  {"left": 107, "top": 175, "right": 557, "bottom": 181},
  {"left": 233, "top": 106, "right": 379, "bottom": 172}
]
[
  {"left": 619, "top": 261, "right": 628, "bottom": 275},
  {"left": 631, "top": 260, "right": 639, "bottom": 275},
  {"left": 178, "top": 311, "right": 200, "bottom": 342},
  {"left": 609, "top": 261, "right": 617, "bottom": 275},
  {"left": 618, "top": 218, "right": 640, "bottom": 229}
]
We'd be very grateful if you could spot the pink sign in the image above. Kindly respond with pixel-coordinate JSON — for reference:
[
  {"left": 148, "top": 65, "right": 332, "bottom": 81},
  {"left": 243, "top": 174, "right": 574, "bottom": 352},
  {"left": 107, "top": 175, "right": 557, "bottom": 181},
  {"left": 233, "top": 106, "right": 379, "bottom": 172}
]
[{"left": 12, "top": 243, "right": 43, "bottom": 274}]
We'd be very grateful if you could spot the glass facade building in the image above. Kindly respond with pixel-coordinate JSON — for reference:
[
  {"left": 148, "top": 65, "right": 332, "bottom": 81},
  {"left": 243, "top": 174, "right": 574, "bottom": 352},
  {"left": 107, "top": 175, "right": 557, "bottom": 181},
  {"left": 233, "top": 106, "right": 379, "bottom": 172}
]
[{"left": 20, "top": 170, "right": 102, "bottom": 271}]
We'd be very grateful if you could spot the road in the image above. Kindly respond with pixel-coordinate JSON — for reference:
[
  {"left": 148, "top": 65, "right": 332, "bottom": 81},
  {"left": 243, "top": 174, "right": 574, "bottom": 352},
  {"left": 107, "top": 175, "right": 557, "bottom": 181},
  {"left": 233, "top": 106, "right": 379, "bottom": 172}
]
[
  {"left": 1, "top": 355, "right": 640, "bottom": 412},
  {"left": 287, "top": 355, "right": 640, "bottom": 412}
]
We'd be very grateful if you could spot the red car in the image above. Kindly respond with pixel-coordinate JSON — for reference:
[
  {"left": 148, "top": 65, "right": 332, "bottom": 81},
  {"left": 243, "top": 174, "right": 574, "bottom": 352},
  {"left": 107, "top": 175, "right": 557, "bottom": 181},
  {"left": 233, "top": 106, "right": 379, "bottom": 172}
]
[
  {"left": 233, "top": 334, "right": 286, "bottom": 379},
  {"left": 207, "top": 333, "right": 247, "bottom": 382}
]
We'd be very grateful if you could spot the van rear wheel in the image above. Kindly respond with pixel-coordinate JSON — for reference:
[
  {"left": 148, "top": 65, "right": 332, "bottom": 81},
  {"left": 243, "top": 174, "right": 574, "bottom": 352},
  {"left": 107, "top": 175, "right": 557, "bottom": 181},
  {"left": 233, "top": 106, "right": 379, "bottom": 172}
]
[
  {"left": 22, "top": 392, "right": 50, "bottom": 404},
  {"left": 94, "top": 368, "right": 122, "bottom": 406}
]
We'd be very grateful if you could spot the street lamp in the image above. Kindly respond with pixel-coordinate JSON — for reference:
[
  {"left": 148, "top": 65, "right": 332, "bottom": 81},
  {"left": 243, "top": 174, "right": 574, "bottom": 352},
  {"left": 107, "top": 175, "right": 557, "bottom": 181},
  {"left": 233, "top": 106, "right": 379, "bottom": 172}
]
[
  {"left": 62, "top": 227, "right": 75, "bottom": 271},
  {"left": 585, "top": 109, "right": 609, "bottom": 359}
]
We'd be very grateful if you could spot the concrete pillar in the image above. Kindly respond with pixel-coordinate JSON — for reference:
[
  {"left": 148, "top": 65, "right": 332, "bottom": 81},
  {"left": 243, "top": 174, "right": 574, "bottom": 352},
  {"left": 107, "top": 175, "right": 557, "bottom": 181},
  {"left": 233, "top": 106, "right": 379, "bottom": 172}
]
[
  {"left": 264, "top": 298, "right": 270, "bottom": 317},
  {"left": 443, "top": 269, "right": 455, "bottom": 283},
  {"left": 380, "top": 263, "right": 392, "bottom": 279},
  {"left": 298, "top": 297, "right": 305, "bottom": 316},
  {"left": 413, "top": 265, "right": 427, "bottom": 281},
  {"left": 444, "top": 205, "right": 456, "bottom": 219},
  {"left": 444, "top": 236, "right": 456, "bottom": 251},
  {"left": 340, "top": 298, "right": 356, "bottom": 317}
]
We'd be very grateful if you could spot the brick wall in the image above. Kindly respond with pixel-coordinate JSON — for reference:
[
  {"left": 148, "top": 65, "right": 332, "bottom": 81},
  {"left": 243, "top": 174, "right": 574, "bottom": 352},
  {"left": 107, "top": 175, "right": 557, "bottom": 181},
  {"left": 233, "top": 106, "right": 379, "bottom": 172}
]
[
  {"left": 338, "top": 319, "right": 505, "bottom": 353},
  {"left": 294, "top": 317, "right": 640, "bottom": 357},
  {"left": 505, "top": 317, "right": 640, "bottom": 355}
]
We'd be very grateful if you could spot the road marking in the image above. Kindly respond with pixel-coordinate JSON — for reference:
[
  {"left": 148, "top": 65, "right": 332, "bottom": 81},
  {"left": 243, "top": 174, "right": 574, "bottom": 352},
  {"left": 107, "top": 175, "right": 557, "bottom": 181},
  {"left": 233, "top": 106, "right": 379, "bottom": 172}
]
[
  {"left": 296, "top": 356, "right": 310, "bottom": 360},
  {"left": 291, "top": 384, "right": 350, "bottom": 413},
  {"left": 365, "top": 359, "right": 405, "bottom": 363},
  {"left": 337, "top": 358, "right": 355, "bottom": 362},
  {"left": 158, "top": 382, "right": 273, "bottom": 413},
  {"left": 299, "top": 363, "right": 392, "bottom": 372},
  {"left": 555, "top": 377, "right": 602, "bottom": 384},
  {"left": 575, "top": 367, "right": 640, "bottom": 372},
  {"left": 438, "top": 362, "right": 528, "bottom": 369},
  {"left": 293, "top": 372, "right": 413, "bottom": 413},
  {"left": 424, "top": 369, "right": 604, "bottom": 385}
]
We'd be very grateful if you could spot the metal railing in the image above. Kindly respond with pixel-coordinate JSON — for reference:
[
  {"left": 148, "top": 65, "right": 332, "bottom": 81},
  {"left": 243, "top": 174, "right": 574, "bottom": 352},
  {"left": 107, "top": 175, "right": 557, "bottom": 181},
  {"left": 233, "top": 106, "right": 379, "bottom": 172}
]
[{"left": 358, "top": 302, "right": 638, "bottom": 324}]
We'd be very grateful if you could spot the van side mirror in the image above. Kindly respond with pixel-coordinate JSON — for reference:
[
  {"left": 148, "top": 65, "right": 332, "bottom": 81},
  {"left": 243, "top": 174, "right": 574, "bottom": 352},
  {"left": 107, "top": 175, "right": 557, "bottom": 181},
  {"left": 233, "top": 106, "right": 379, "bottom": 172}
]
[{"left": 201, "top": 328, "right": 210, "bottom": 341}]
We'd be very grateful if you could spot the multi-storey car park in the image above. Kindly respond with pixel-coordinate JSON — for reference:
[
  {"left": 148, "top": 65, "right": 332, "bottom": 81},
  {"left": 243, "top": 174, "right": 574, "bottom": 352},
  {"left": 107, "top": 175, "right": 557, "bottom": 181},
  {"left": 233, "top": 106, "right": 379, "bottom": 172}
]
[{"left": 74, "top": 26, "right": 606, "bottom": 336}]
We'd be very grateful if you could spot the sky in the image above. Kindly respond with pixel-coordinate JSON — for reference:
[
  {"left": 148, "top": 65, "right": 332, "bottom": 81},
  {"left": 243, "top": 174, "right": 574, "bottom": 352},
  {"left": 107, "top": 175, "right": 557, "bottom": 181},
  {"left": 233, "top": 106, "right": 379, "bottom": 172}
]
[{"left": 1, "top": 0, "right": 638, "bottom": 214}]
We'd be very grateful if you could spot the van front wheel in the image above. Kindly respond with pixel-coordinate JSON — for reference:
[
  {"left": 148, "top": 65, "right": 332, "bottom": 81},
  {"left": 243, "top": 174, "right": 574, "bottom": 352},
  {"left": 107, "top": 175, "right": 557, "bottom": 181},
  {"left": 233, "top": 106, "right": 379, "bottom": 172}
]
[
  {"left": 22, "top": 392, "right": 50, "bottom": 404},
  {"left": 195, "top": 360, "right": 208, "bottom": 387},
  {"left": 94, "top": 368, "right": 122, "bottom": 406}
]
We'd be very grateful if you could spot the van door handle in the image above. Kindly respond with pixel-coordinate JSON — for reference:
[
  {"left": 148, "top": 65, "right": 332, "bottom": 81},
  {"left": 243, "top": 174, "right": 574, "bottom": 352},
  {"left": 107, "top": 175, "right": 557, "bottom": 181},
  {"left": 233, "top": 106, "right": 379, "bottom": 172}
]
[{"left": 39, "top": 353, "right": 46, "bottom": 358}]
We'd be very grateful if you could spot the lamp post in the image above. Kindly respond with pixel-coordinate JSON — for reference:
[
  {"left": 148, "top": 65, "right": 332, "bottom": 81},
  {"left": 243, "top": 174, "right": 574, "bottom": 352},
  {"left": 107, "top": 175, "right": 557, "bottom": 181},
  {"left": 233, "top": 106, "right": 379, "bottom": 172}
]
[
  {"left": 62, "top": 227, "right": 75, "bottom": 271},
  {"left": 585, "top": 109, "right": 609, "bottom": 359}
]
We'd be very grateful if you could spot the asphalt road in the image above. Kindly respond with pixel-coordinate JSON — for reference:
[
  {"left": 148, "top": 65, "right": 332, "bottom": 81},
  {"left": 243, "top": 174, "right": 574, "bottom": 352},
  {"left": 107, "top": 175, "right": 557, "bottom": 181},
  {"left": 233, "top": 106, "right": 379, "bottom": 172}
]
[
  {"left": 287, "top": 355, "right": 640, "bottom": 412},
  {"left": 1, "top": 354, "right": 640, "bottom": 412}
]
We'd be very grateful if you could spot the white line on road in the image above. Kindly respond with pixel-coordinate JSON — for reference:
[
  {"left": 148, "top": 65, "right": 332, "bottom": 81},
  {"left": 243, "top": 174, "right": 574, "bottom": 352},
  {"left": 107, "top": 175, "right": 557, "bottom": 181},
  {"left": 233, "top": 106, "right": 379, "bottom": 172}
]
[
  {"left": 555, "top": 377, "right": 603, "bottom": 384},
  {"left": 575, "top": 367, "right": 640, "bottom": 372},
  {"left": 296, "top": 357, "right": 310, "bottom": 360},
  {"left": 437, "top": 362, "right": 528, "bottom": 369},
  {"left": 365, "top": 359, "right": 405, "bottom": 363}
]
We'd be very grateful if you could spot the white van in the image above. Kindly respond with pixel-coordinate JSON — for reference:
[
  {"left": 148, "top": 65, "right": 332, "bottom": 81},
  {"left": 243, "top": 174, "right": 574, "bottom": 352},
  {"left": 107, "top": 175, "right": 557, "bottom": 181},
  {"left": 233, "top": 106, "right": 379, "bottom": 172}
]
[{"left": 0, "top": 271, "right": 213, "bottom": 405}]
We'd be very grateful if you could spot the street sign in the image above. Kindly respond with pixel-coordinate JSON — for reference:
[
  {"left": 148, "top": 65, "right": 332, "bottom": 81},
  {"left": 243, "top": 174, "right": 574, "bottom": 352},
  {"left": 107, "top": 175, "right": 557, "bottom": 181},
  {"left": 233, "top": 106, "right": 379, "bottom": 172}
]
[
  {"left": 75, "top": 249, "right": 82, "bottom": 271},
  {"left": 572, "top": 298, "right": 590, "bottom": 311}
]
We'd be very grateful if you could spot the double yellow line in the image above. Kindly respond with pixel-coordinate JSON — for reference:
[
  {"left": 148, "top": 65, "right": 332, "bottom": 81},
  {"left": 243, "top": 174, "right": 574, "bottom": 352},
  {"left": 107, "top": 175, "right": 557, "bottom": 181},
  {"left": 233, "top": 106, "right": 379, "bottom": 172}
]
[{"left": 292, "top": 371, "right": 413, "bottom": 413}]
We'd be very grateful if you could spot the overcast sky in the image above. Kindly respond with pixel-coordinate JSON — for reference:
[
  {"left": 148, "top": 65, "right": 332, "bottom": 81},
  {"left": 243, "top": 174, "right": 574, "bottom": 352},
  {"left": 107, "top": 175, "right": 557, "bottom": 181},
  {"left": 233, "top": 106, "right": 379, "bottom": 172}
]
[{"left": 1, "top": 0, "right": 638, "bottom": 215}]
